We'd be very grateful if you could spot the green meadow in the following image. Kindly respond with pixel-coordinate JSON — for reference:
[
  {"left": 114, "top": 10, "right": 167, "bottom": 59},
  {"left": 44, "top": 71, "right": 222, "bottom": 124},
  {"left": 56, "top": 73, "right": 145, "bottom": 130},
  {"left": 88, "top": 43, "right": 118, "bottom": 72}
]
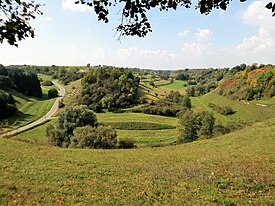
[
  {"left": 1, "top": 117, "right": 274, "bottom": 205},
  {"left": 192, "top": 93, "right": 275, "bottom": 124},
  {"left": 0, "top": 74, "right": 57, "bottom": 132}
]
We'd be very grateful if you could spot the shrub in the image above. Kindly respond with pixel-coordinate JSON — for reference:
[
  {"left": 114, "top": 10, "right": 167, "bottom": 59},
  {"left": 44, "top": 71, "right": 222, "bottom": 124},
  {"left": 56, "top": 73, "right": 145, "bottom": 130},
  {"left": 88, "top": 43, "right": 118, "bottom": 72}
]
[
  {"left": 48, "top": 88, "right": 59, "bottom": 99},
  {"left": 46, "top": 124, "right": 68, "bottom": 147},
  {"left": 94, "top": 125, "right": 117, "bottom": 149},
  {"left": 213, "top": 124, "right": 230, "bottom": 135},
  {"left": 208, "top": 103, "right": 235, "bottom": 116},
  {"left": 118, "top": 138, "right": 136, "bottom": 149},
  {"left": 42, "top": 80, "right": 53, "bottom": 86},
  {"left": 70, "top": 125, "right": 97, "bottom": 148},
  {"left": 179, "top": 110, "right": 215, "bottom": 143},
  {"left": 132, "top": 100, "right": 181, "bottom": 117}
]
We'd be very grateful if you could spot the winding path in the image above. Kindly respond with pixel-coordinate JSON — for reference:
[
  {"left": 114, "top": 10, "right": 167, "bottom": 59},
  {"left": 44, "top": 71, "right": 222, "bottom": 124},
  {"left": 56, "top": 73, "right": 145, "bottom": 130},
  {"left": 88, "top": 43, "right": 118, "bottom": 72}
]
[{"left": 0, "top": 80, "right": 65, "bottom": 138}]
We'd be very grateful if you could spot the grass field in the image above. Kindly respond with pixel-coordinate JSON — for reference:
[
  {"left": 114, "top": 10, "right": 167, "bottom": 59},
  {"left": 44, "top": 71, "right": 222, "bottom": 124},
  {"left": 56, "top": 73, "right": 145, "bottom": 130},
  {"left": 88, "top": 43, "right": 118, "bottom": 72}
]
[
  {"left": 140, "top": 79, "right": 187, "bottom": 102},
  {"left": 3, "top": 90, "right": 56, "bottom": 130},
  {"left": 160, "top": 80, "right": 187, "bottom": 90},
  {"left": 192, "top": 93, "right": 275, "bottom": 125},
  {"left": 0, "top": 74, "right": 57, "bottom": 133},
  {"left": 1, "top": 118, "right": 274, "bottom": 205}
]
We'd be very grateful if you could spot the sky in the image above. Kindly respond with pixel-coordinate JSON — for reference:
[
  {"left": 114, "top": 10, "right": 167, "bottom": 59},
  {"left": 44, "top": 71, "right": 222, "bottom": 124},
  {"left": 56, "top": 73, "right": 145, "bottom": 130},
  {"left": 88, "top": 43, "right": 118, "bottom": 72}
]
[{"left": 1, "top": 0, "right": 275, "bottom": 70}]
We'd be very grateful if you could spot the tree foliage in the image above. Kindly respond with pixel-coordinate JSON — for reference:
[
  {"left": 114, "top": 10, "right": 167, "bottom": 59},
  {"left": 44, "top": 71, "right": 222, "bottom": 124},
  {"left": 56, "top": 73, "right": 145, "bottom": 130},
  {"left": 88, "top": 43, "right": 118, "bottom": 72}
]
[
  {"left": 12, "top": 65, "right": 84, "bottom": 85},
  {"left": 182, "top": 94, "right": 192, "bottom": 110},
  {"left": 81, "top": 66, "right": 140, "bottom": 112},
  {"left": 78, "top": 0, "right": 274, "bottom": 38},
  {"left": 217, "top": 64, "right": 275, "bottom": 100},
  {"left": 58, "top": 105, "right": 97, "bottom": 136},
  {"left": 48, "top": 88, "right": 58, "bottom": 99},
  {"left": 0, "top": 0, "right": 42, "bottom": 46},
  {"left": 70, "top": 125, "right": 117, "bottom": 149},
  {"left": 46, "top": 105, "right": 119, "bottom": 149},
  {"left": 0, "top": 65, "right": 42, "bottom": 97},
  {"left": 0, "top": 90, "right": 17, "bottom": 119},
  {"left": 179, "top": 110, "right": 215, "bottom": 143}
]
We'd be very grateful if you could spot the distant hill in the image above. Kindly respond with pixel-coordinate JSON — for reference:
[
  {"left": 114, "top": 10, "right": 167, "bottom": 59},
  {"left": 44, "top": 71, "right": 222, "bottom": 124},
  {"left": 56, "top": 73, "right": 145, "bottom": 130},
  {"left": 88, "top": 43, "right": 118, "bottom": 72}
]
[{"left": 217, "top": 65, "right": 275, "bottom": 101}]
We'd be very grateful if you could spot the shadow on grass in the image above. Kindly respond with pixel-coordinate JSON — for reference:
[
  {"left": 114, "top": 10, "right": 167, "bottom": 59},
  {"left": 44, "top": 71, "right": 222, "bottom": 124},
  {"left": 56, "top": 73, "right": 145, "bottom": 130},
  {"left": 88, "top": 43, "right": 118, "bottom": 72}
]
[{"left": 6, "top": 110, "right": 33, "bottom": 127}]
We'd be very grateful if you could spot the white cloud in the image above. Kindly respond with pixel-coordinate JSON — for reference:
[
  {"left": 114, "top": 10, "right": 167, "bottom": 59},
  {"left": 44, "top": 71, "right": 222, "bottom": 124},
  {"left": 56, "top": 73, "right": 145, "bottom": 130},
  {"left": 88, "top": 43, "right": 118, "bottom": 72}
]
[
  {"left": 62, "top": 0, "right": 91, "bottom": 12},
  {"left": 114, "top": 47, "right": 178, "bottom": 69},
  {"left": 236, "top": 0, "right": 275, "bottom": 54},
  {"left": 178, "top": 30, "right": 190, "bottom": 37},
  {"left": 182, "top": 42, "right": 210, "bottom": 55},
  {"left": 195, "top": 28, "right": 212, "bottom": 41}
]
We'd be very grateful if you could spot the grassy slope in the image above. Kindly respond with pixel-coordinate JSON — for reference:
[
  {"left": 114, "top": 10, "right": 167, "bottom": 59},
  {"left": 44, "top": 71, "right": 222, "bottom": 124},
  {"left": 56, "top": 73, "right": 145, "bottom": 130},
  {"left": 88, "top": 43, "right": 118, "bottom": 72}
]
[
  {"left": 1, "top": 74, "right": 56, "bottom": 132},
  {"left": 192, "top": 93, "right": 275, "bottom": 124},
  {"left": 98, "top": 112, "right": 179, "bottom": 146},
  {"left": 3, "top": 89, "right": 55, "bottom": 130},
  {"left": 140, "top": 79, "right": 186, "bottom": 101},
  {"left": 1, "top": 118, "right": 274, "bottom": 205}
]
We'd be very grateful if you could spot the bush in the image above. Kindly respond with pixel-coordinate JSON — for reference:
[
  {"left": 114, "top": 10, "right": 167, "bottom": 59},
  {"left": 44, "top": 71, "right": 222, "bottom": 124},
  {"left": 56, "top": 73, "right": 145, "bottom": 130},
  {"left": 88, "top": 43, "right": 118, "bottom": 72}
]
[
  {"left": 208, "top": 103, "right": 235, "bottom": 115},
  {"left": 42, "top": 80, "right": 53, "bottom": 86},
  {"left": 70, "top": 125, "right": 117, "bottom": 149},
  {"left": 46, "top": 124, "right": 68, "bottom": 147},
  {"left": 94, "top": 125, "right": 117, "bottom": 149},
  {"left": 213, "top": 124, "right": 230, "bottom": 135},
  {"left": 179, "top": 110, "right": 215, "bottom": 143},
  {"left": 118, "top": 138, "right": 136, "bottom": 149},
  {"left": 48, "top": 88, "right": 58, "bottom": 99},
  {"left": 70, "top": 126, "right": 97, "bottom": 148}
]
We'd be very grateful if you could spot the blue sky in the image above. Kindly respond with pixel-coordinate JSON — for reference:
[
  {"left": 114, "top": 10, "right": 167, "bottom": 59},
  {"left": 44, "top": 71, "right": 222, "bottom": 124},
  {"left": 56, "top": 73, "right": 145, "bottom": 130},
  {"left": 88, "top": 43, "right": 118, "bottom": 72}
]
[{"left": 1, "top": 0, "right": 275, "bottom": 69}]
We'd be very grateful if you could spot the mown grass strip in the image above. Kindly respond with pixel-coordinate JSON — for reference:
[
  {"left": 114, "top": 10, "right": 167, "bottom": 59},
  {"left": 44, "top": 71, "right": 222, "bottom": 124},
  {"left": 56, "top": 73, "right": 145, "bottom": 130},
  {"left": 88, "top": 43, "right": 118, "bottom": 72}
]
[{"left": 102, "top": 121, "right": 176, "bottom": 130}]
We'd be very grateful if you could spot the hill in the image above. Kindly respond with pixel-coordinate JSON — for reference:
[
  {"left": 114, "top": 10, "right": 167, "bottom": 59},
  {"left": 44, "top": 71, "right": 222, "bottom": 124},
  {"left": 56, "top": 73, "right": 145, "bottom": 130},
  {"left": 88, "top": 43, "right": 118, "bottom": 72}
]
[
  {"left": 217, "top": 65, "right": 275, "bottom": 101},
  {"left": 0, "top": 117, "right": 274, "bottom": 205},
  {"left": 192, "top": 93, "right": 275, "bottom": 125}
]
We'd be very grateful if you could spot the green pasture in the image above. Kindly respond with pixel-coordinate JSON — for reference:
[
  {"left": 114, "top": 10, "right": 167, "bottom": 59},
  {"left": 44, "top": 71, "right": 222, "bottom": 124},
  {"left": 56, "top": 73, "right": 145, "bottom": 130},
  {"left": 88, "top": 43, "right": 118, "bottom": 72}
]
[
  {"left": 98, "top": 112, "right": 179, "bottom": 146},
  {"left": 3, "top": 90, "right": 56, "bottom": 130},
  {"left": 161, "top": 79, "right": 187, "bottom": 90},
  {"left": 1, "top": 118, "right": 274, "bottom": 205},
  {"left": 192, "top": 93, "right": 275, "bottom": 125},
  {"left": 0, "top": 74, "right": 58, "bottom": 132}
]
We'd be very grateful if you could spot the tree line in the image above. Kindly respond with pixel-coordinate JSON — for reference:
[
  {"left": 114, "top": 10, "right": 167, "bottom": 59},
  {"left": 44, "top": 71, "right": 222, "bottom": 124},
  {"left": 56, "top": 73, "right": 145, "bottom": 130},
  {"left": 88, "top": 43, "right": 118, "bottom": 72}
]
[{"left": 0, "top": 65, "right": 42, "bottom": 97}]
